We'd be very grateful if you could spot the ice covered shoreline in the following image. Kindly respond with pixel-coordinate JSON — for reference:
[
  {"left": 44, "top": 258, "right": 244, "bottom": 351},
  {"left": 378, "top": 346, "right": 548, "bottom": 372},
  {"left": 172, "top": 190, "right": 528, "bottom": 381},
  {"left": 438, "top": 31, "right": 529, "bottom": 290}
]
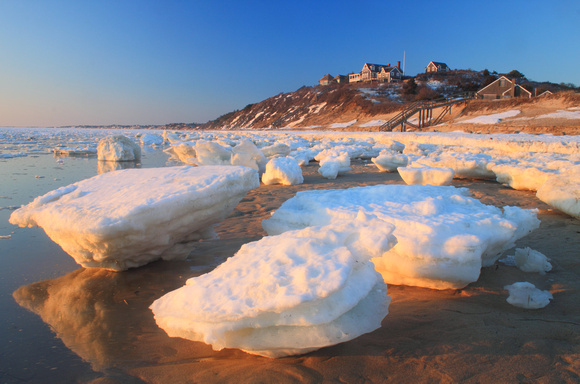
[{"left": 3, "top": 126, "right": 579, "bottom": 379}]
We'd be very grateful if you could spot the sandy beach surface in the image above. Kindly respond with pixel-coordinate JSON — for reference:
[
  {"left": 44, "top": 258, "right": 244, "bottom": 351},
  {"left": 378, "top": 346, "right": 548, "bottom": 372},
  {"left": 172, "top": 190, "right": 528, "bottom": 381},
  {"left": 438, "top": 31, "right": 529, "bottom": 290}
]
[{"left": 13, "top": 159, "right": 580, "bottom": 384}]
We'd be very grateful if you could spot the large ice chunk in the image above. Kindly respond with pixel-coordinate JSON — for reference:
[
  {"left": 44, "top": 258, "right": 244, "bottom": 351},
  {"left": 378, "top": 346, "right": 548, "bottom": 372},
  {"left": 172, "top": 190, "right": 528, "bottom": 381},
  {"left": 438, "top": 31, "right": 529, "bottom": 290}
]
[
  {"left": 261, "top": 143, "right": 291, "bottom": 158},
  {"left": 318, "top": 152, "right": 351, "bottom": 180},
  {"left": 191, "top": 141, "right": 232, "bottom": 166},
  {"left": 97, "top": 135, "right": 141, "bottom": 162},
  {"left": 398, "top": 166, "right": 455, "bottom": 186},
  {"left": 231, "top": 139, "right": 268, "bottom": 173},
  {"left": 151, "top": 212, "right": 396, "bottom": 358},
  {"left": 414, "top": 153, "right": 495, "bottom": 179},
  {"left": 140, "top": 133, "right": 164, "bottom": 146},
  {"left": 262, "top": 185, "right": 540, "bottom": 289},
  {"left": 262, "top": 157, "right": 304, "bottom": 185},
  {"left": 491, "top": 163, "right": 557, "bottom": 191},
  {"left": 536, "top": 165, "right": 580, "bottom": 219},
  {"left": 10, "top": 166, "right": 260, "bottom": 270},
  {"left": 371, "top": 150, "right": 408, "bottom": 172}
]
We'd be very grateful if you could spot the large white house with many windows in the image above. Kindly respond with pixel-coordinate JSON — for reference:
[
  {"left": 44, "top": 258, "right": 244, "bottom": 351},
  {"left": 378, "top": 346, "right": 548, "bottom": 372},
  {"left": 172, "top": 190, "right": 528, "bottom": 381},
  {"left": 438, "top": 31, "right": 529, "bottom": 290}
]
[{"left": 319, "top": 61, "right": 403, "bottom": 85}]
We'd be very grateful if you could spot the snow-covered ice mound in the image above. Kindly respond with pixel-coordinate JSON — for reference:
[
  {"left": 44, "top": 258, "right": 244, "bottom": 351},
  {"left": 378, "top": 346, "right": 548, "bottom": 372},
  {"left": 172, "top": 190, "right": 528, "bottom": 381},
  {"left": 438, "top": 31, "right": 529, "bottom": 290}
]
[
  {"left": 491, "top": 163, "right": 557, "bottom": 191},
  {"left": 262, "top": 157, "right": 303, "bottom": 185},
  {"left": 504, "top": 282, "right": 553, "bottom": 309},
  {"left": 318, "top": 152, "right": 351, "bottom": 180},
  {"left": 151, "top": 212, "right": 396, "bottom": 358},
  {"left": 536, "top": 165, "right": 580, "bottom": 219},
  {"left": 140, "top": 133, "right": 164, "bottom": 146},
  {"left": 191, "top": 140, "right": 232, "bottom": 166},
  {"left": 262, "top": 185, "right": 540, "bottom": 289},
  {"left": 97, "top": 135, "right": 141, "bottom": 162},
  {"left": 398, "top": 166, "right": 455, "bottom": 186},
  {"left": 414, "top": 153, "right": 495, "bottom": 179},
  {"left": 261, "top": 142, "right": 291, "bottom": 158},
  {"left": 10, "top": 166, "right": 260, "bottom": 270},
  {"left": 231, "top": 140, "right": 268, "bottom": 173},
  {"left": 371, "top": 151, "right": 408, "bottom": 172}
]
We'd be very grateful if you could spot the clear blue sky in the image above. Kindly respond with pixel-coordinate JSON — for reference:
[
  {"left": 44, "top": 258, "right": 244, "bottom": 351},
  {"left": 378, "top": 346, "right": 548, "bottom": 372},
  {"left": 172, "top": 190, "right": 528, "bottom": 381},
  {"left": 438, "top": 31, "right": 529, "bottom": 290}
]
[{"left": 1, "top": 0, "right": 578, "bottom": 126}]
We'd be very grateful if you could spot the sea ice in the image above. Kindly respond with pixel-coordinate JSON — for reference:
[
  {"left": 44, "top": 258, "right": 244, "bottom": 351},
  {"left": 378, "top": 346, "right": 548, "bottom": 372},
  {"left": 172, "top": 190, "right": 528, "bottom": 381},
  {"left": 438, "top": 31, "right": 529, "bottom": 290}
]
[
  {"left": 318, "top": 152, "right": 351, "bottom": 179},
  {"left": 97, "top": 135, "right": 141, "bottom": 162},
  {"left": 261, "top": 157, "right": 304, "bottom": 185},
  {"left": 504, "top": 282, "right": 553, "bottom": 309},
  {"left": 10, "top": 166, "right": 260, "bottom": 270},
  {"left": 231, "top": 139, "right": 268, "bottom": 173},
  {"left": 514, "top": 247, "right": 552, "bottom": 274},
  {"left": 166, "top": 143, "right": 197, "bottom": 165},
  {"left": 260, "top": 143, "right": 291, "bottom": 158},
  {"left": 191, "top": 140, "right": 232, "bottom": 166},
  {"left": 151, "top": 212, "right": 396, "bottom": 358},
  {"left": 262, "top": 185, "right": 540, "bottom": 289},
  {"left": 536, "top": 165, "right": 580, "bottom": 218},
  {"left": 140, "top": 133, "right": 164, "bottom": 146},
  {"left": 371, "top": 150, "right": 408, "bottom": 172},
  {"left": 53, "top": 147, "right": 97, "bottom": 157},
  {"left": 413, "top": 152, "right": 495, "bottom": 179},
  {"left": 398, "top": 166, "right": 455, "bottom": 186},
  {"left": 491, "top": 163, "right": 557, "bottom": 191},
  {"left": 163, "top": 131, "right": 182, "bottom": 144}
]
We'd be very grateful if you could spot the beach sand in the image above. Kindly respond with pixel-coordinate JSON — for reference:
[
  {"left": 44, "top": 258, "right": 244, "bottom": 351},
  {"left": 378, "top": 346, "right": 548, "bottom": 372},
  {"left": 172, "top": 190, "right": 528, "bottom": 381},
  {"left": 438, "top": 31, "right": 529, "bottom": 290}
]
[{"left": 13, "top": 160, "right": 580, "bottom": 383}]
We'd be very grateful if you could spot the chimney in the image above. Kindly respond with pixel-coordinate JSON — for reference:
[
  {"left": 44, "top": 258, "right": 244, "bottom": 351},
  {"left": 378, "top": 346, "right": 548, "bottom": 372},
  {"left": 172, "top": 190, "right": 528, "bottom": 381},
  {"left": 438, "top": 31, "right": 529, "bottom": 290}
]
[
  {"left": 397, "top": 61, "right": 401, "bottom": 70},
  {"left": 387, "top": 63, "right": 391, "bottom": 67}
]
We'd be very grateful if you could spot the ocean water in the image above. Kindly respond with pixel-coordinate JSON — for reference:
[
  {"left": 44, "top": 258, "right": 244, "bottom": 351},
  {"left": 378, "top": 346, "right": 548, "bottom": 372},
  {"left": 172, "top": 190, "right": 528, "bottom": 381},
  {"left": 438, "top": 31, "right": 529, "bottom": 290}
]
[{"left": 0, "top": 128, "right": 174, "bottom": 383}]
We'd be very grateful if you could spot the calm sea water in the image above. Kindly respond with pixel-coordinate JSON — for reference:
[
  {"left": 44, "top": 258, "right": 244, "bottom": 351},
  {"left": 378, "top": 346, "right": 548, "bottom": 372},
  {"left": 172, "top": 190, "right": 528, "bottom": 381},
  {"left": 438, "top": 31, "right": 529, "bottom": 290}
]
[{"left": 0, "top": 128, "right": 174, "bottom": 383}]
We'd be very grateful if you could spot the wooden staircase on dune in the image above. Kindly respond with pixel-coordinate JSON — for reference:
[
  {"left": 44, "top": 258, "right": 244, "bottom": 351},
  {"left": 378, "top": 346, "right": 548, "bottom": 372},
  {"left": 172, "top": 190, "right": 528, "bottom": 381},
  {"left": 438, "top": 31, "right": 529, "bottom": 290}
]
[{"left": 379, "top": 92, "right": 475, "bottom": 132}]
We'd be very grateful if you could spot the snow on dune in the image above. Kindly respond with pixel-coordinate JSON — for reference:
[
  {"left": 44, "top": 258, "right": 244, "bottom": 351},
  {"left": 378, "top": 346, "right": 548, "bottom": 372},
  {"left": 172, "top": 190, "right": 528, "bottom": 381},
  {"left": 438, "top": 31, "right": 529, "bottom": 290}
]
[
  {"left": 460, "top": 110, "right": 521, "bottom": 124},
  {"left": 328, "top": 119, "right": 357, "bottom": 128}
]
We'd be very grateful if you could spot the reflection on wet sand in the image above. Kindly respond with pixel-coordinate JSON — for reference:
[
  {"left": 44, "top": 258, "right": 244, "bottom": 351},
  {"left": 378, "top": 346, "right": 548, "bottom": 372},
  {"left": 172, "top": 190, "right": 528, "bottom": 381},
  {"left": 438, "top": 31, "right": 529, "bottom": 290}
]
[{"left": 12, "top": 256, "right": 221, "bottom": 373}]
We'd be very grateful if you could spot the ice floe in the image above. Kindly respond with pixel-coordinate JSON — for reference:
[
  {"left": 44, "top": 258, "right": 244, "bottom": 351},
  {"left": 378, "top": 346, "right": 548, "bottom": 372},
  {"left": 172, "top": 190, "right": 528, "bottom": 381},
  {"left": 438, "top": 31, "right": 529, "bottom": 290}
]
[
  {"left": 317, "top": 151, "right": 351, "bottom": 179},
  {"left": 262, "top": 184, "right": 540, "bottom": 289},
  {"left": 97, "top": 135, "right": 141, "bottom": 162},
  {"left": 398, "top": 165, "right": 454, "bottom": 186},
  {"left": 262, "top": 157, "right": 303, "bottom": 185},
  {"left": 514, "top": 247, "right": 552, "bottom": 274},
  {"left": 504, "top": 282, "right": 553, "bottom": 309},
  {"left": 371, "top": 150, "right": 408, "bottom": 172},
  {"left": 536, "top": 165, "right": 580, "bottom": 219},
  {"left": 140, "top": 133, "right": 164, "bottom": 146},
  {"left": 151, "top": 212, "right": 396, "bottom": 357},
  {"left": 10, "top": 166, "right": 260, "bottom": 270}
]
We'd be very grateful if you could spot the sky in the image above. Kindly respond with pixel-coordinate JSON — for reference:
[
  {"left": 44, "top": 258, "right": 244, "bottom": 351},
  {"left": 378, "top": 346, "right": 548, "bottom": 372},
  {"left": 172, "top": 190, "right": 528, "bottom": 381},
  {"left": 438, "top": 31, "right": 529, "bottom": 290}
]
[{"left": 0, "top": 0, "right": 578, "bottom": 127}]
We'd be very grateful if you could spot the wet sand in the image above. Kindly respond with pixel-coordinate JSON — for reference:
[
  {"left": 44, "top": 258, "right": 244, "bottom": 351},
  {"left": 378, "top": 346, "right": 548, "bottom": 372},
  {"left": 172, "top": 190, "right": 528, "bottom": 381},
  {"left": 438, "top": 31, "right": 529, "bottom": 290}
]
[{"left": 13, "top": 160, "right": 580, "bottom": 383}]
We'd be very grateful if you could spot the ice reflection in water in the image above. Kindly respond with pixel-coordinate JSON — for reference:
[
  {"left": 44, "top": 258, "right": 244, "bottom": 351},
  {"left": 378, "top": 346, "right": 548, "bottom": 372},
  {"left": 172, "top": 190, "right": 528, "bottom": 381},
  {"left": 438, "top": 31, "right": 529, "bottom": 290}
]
[
  {"left": 97, "top": 160, "right": 140, "bottom": 174},
  {"left": 13, "top": 260, "right": 216, "bottom": 372}
]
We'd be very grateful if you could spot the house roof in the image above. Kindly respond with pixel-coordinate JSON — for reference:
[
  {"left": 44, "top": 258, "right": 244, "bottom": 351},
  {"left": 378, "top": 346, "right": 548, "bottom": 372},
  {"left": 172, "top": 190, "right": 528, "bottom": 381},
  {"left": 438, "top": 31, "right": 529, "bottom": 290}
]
[
  {"left": 428, "top": 61, "right": 449, "bottom": 68},
  {"left": 319, "top": 74, "right": 334, "bottom": 81},
  {"left": 476, "top": 76, "right": 513, "bottom": 94},
  {"left": 477, "top": 75, "right": 532, "bottom": 96},
  {"left": 364, "top": 63, "right": 399, "bottom": 72}
]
